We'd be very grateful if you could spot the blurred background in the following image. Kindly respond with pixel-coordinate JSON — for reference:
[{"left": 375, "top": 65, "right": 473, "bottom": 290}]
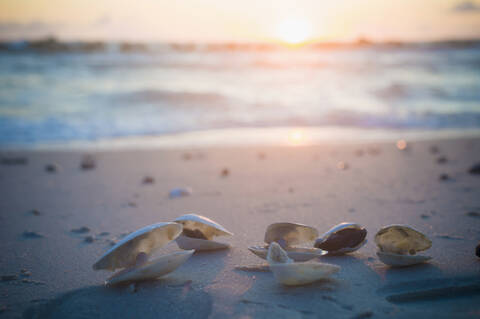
[{"left": 1, "top": 0, "right": 479, "bottom": 148}]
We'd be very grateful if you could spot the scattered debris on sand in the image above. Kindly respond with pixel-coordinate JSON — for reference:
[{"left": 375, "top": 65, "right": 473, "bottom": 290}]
[
  {"left": 71, "top": 226, "right": 90, "bottom": 234},
  {"left": 142, "top": 176, "right": 154, "bottom": 184},
  {"left": 80, "top": 155, "right": 96, "bottom": 170},
  {"left": 45, "top": 163, "right": 60, "bottom": 173}
]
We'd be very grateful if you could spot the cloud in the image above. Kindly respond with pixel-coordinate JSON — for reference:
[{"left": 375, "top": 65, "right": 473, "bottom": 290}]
[
  {"left": 0, "top": 21, "right": 60, "bottom": 40},
  {"left": 452, "top": 1, "right": 480, "bottom": 12}
]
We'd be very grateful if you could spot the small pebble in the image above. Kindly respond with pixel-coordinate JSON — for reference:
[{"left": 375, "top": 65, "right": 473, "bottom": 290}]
[
  {"left": 22, "top": 231, "right": 44, "bottom": 239},
  {"left": 80, "top": 155, "right": 96, "bottom": 170},
  {"left": 1, "top": 275, "right": 18, "bottom": 282},
  {"left": 420, "top": 214, "right": 430, "bottom": 219},
  {"left": 128, "top": 202, "right": 137, "bottom": 207},
  {"left": 30, "top": 209, "right": 41, "bottom": 216},
  {"left": 220, "top": 168, "right": 229, "bottom": 177},
  {"left": 71, "top": 226, "right": 90, "bottom": 234},
  {"left": 337, "top": 161, "right": 349, "bottom": 170},
  {"left": 169, "top": 187, "right": 192, "bottom": 198},
  {"left": 468, "top": 163, "right": 480, "bottom": 175},
  {"left": 257, "top": 152, "right": 266, "bottom": 160},
  {"left": 439, "top": 173, "right": 450, "bottom": 181},
  {"left": 142, "top": 176, "right": 154, "bottom": 184},
  {"left": 476, "top": 243, "right": 480, "bottom": 258},
  {"left": 182, "top": 153, "right": 192, "bottom": 160},
  {"left": 352, "top": 310, "right": 373, "bottom": 319},
  {"left": 45, "top": 163, "right": 59, "bottom": 173},
  {"left": 84, "top": 235, "right": 95, "bottom": 243},
  {"left": 437, "top": 156, "right": 448, "bottom": 164},
  {"left": 466, "top": 211, "right": 480, "bottom": 218},
  {"left": 98, "top": 232, "right": 110, "bottom": 236}
]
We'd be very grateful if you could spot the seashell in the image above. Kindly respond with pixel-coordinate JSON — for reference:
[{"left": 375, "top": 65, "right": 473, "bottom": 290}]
[
  {"left": 249, "top": 222, "right": 326, "bottom": 261},
  {"left": 314, "top": 223, "right": 367, "bottom": 254},
  {"left": 374, "top": 225, "right": 432, "bottom": 267},
  {"left": 93, "top": 222, "right": 193, "bottom": 285},
  {"left": 174, "top": 214, "right": 233, "bottom": 251},
  {"left": 169, "top": 188, "right": 192, "bottom": 198},
  {"left": 266, "top": 242, "right": 340, "bottom": 286}
]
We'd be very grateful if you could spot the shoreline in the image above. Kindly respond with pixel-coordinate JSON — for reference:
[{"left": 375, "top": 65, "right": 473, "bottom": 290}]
[{"left": 2, "top": 126, "right": 480, "bottom": 152}]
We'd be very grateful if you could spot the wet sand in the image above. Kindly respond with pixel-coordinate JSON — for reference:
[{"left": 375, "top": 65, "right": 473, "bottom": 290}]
[{"left": 0, "top": 137, "right": 480, "bottom": 318}]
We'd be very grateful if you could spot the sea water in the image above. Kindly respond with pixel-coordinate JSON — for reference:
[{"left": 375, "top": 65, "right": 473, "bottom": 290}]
[{"left": 1, "top": 42, "right": 479, "bottom": 148}]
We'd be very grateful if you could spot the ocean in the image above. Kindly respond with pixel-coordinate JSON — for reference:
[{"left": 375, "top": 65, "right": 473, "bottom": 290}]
[{"left": 1, "top": 40, "right": 480, "bottom": 149}]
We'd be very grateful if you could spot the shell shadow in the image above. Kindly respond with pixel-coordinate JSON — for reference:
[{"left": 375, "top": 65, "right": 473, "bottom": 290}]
[{"left": 23, "top": 279, "right": 213, "bottom": 319}]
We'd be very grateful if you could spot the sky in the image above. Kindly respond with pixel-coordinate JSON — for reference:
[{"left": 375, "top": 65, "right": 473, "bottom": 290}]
[{"left": 1, "top": 0, "right": 480, "bottom": 42}]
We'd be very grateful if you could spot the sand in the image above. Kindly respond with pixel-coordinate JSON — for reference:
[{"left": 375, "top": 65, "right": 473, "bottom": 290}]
[{"left": 0, "top": 137, "right": 479, "bottom": 318}]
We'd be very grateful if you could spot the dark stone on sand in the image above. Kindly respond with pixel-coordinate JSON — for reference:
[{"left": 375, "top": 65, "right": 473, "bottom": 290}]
[
  {"left": 22, "top": 231, "right": 44, "bottom": 239},
  {"left": 45, "top": 163, "right": 59, "bottom": 173},
  {"left": 436, "top": 156, "right": 448, "bottom": 164},
  {"left": 0, "top": 157, "right": 28, "bottom": 165},
  {"left": 71, "top": 226, "right": 90, "bottom": 234},
  {"left": 420, "top": 214, "right": 430, "bottom": 219},
  {"left": 84, "top": 235, "right": 95, "bottom": 243},
  {"left": 468, "top": 163, "right": 480, "bottom": 175},
  {"left": 466, "top": 211, "right": 480, "bottom": 218},
  {"left": 1, "top": 275, "right": 18, "bottom": 282},
  {"left": 221, "top": 168, "right": 230, "bottom": 177},
  {"left": 80, "top": 155, "right": 95, "bottom": 170},
  {"left": 182, "top": 153, "right": 192, "bottom": 160},
  {"left": 128, "top": 202, "right": 137, "bottom": 207},
  {"left": 183, "top": 229, "right": 208, "bottom": 240},
  {"left": 98, "top": 232, "right": 110, "bottom": 236},
  {"left": 315, "top": 228, "right": 367, "bottom": 252},
  {"left": 142, "top": 176, "right": 154, "bottom": 184},
  {"left": 31, "top": 209, "right": 41, "bottom": 216},
  {"left": 439, "top": 173, "right": 450, "bottom": 181},
  {"left": 476, "top": 243, "right": 480, "bottom": 257},
  {"left": 352, "top": 310, "right": 373, "bottom": 319}
]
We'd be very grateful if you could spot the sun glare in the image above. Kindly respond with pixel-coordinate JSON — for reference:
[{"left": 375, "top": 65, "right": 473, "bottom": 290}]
[{"left": 276, "top": 18, "right": 312, "bottom": 45}]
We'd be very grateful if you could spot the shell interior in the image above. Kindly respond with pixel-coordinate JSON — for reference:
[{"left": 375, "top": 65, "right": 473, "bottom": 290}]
[
  {"left": 93, "top": 222, "right": 183, "bottom": 271},
  {"left": 314, "top": 223, "right": 367, "bottom": 253},
  {"left": 264, "top": 223, "right": 318, "bottom": 247},
  {"left": 375, "top": 225, "right": 431, "bottom": 255},
  {"left": 176, "top": 234, "right": 230, "bottom": 251},
  {"left": 174, "top": 214, "right": 233, "bottom": 240}
]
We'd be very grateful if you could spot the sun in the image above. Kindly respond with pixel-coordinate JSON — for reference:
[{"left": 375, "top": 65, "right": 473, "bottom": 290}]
[{"left": 276, "top": 18, "right": 312, "bottom": 45}]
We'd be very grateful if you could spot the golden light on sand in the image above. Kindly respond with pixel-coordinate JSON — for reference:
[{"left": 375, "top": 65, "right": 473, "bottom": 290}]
[{"left": 275, "top": 18, "right": 312, "bottom": 45}]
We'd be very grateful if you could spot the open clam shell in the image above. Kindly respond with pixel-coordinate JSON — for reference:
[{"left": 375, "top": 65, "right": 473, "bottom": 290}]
[
  {"left": 375, "top": 225, "right": 432, "bottom": 267},
  {"left": 264, "top": 222, "right": 318, "bottom": 247},
  {"left": 93, "top": 222, "right": 193, "bottom": 285},
  {"left": 174, "top": 214, "right": 233, "bottom": 251},
  {"left": 314, "top": 223, "right": 367, "bottom": 254},
  {"left": 249, "top": 222, "right": 325, "bottom": 261},
  {"left": 267, "top": 242, "right": 340, "bottom": 286}
]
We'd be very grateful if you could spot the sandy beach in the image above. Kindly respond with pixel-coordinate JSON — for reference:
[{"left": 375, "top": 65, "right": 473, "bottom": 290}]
[{"left": 1, "top": 137, "right": 480, "bottom": 318}]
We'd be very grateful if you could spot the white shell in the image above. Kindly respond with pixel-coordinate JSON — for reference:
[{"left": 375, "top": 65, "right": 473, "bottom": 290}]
[
  {"left": 93, "top": 222, "right": 183, "bottom": 271},
  {"left": 315, "top": 223, "right": 367, "bottom": 254},
  {"left": 176, "top": 235, "right": 230, "bottom": 251},
  {"left": 106, "top": 250, "right": 194, "bottom": 285},
  {"left": 248, "top": 245, "right": 326, "bottom": 262},
  {"left": 376, "top": 251, "right": 431, "bottom": 267},
  {"left": 264, "top": 223, "right": 318, "bottom": 247},
  {"left": 174, "top": 214, "right": 233, "bottom": 251},
  {"left": 267, "top": 243, "right": 340, "bottom": 286}
]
